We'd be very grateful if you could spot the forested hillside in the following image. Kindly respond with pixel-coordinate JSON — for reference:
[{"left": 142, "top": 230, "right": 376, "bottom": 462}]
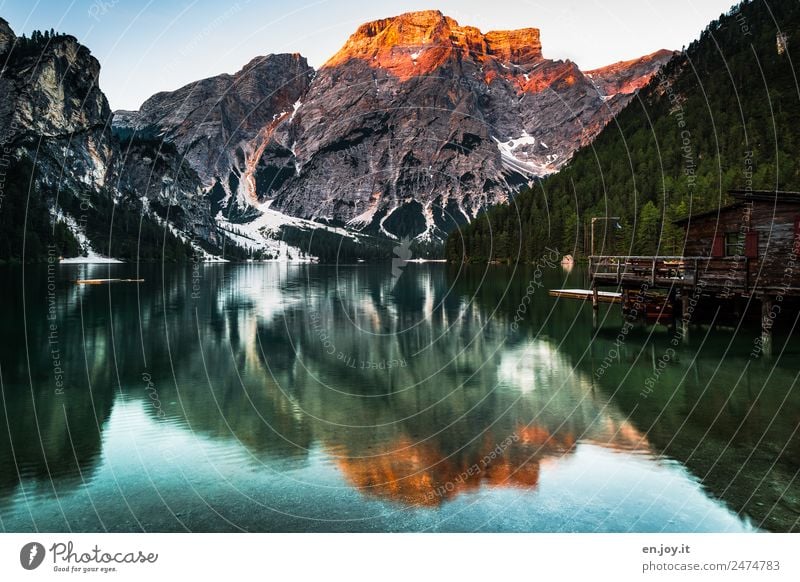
[{"left": 447, "top": 0, "right": 800, "bottom": 263}]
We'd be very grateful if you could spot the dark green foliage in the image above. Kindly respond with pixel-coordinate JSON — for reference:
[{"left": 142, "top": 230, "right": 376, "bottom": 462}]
[
  {"left": 0, "top": 158, "right": 81, "bottom": 262},
  {"left": 381, "top": 201, "right": 427, "bottom": 239},
  {"left": 3, "top": 29, "right": 74, "bottom": 59},
  {"left": 0, "top": 157, "right": 196, "bottom": 263},
  {"left": 448, "top": 0, "right": 800, "bottom": 263},
  {"left": 280, "top": 226, "right": 397, "bottom": 263}
]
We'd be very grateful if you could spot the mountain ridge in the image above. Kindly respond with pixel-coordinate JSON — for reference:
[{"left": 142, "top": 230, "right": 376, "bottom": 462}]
[{"left": 1, "top": 11, "right": 672, "bottom": 262}]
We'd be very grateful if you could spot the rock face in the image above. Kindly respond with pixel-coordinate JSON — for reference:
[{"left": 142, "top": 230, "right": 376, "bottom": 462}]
[
  {"left": 0, "top": 21, "right": 199, "bottom": 261},
  {"left": 323, "top": 12, "right": 543, "bottom": 77},
  {"left": 585, "top": 49, "right": 676, "bottom": 96},
  {"left": 0, "top": 17, "right": 15, "bottom": 55},
  {"left": 113, "top": 54, "right": 313, "bottom": 209},
  {"left": 0, "top": 23, "right": 114, "bottom": 193},
  {"left": 267, "top": 10, "right": 673, "bottom": 240}
]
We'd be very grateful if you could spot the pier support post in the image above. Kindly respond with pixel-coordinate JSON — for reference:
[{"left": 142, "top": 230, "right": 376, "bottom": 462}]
[
  {"left": 761, "top": 296, "right": 773, "bottom": 358},
  {"left": 592, "top": 285, "right": 599, "bottom": 310},
  {"left": 681, "top": 292, "right": 690, "bottom": 344}
]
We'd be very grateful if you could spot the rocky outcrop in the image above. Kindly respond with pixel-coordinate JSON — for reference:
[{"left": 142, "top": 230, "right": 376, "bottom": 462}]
[
  {"left": 0, "top": 17, "right": 15, "bottom": 56},
  {"left": 324, "top": 11, "right": 543, "bottom": 77},
  {"left": 0, "top": 21, "right": 199, "bottom": 261},
  {"left": 0, "top": 23, "right": 114, "bottom": 192}
]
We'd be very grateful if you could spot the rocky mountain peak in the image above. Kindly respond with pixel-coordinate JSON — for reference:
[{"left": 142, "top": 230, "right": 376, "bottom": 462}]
[
  {"left": 483, "top": 29, "right": 542, "bottom": 63},
  {"left": 113, "top": 50, "right": 314, "bottom": 227},
  {"left": 325, "top": 10, "right": 543, "bottom": 77},
  {"left": 5, "top": 32, "right": 107, "bottom": 132},
  {"left": 273, "top": 12, "right": 671, "bottom": 243}
]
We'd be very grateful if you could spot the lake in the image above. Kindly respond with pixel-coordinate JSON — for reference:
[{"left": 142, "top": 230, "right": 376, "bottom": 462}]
[{"left": 0, "top": 262, "right": 797, "bottom": 532}]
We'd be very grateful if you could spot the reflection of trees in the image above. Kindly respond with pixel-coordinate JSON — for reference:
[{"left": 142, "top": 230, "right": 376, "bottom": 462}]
[
  {"left": 451, "top": 264, "right": 800, "bottom": 531},
  {"left": 0, "top": 267, "right": 115, "bottom": 500},
  {"left": 580, "top": 334, "right": 800, "bottom": 532}
]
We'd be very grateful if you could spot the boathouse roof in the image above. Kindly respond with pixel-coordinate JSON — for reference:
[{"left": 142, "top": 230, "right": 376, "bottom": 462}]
[{"left": 673, "top": 189, "right": 800, "bottom": 225}]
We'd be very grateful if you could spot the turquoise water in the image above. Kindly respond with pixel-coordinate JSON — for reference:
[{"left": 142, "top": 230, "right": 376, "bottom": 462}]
[{"left": 0, "top": 262, "right": 796, "bottom": 532}]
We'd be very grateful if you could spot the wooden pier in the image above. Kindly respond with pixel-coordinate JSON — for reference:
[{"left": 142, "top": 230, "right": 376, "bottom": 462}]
[
  {"left": 586, "top": 190, "right": 800, "bottom": 350},
  {"left": 549, "top": 289, "right": 621, "bottom": 303}
]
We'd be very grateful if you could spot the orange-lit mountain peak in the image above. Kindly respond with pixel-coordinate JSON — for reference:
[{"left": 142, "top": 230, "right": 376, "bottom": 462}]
[
  {"left": 584, "top": 48, "right": 675, "bottom": 95},
  {"left": 324, "top": 10, "right": 543, "bottom": 78},
  {"left": 484, "top": 28, "right": 542, "bottom": 64}
]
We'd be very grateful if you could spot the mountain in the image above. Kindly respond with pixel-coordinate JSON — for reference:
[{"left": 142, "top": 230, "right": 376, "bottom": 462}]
[
  {"left": 584, "top": 50, "right": 675, "bottom": 96},
  {"left": 446, "top": 0, "right": 800, "bottom": 264},
  {"left": 267, "top": 11, "right": 671, "bottom": 244},
  {"left": 1, "top": 11, "right": 671, "bottom": 263},
  {"left": 0, "top": 19, "right": 196, "bottom": 262},
  {"left": 114, "top": 10, "right": 671, "bottom": 258}
]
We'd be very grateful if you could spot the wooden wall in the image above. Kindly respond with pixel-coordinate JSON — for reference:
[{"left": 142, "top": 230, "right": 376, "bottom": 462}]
[{"left": 681, "top": 201, "right": 800, "bottom": 292}]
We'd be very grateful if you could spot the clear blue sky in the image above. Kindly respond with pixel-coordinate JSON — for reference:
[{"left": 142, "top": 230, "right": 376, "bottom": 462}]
[{"left": 1, "top": 0, "right": 736, "bottom": 111}]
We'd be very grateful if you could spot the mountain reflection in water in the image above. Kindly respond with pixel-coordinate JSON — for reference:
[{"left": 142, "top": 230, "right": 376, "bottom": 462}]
[{"left": 0, "top": 262, "right": 795, "bottom": 532}]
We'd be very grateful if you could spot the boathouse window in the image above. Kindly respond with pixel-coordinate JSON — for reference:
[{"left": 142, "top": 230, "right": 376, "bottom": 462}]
[{"left": 725, "top": 232, "right": 744, "bottom": 256}]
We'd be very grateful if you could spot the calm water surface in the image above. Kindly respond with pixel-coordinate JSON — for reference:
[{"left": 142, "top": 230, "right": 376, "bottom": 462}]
[{"left": 0, "top": 263, "right": 798, "bottom": 532}]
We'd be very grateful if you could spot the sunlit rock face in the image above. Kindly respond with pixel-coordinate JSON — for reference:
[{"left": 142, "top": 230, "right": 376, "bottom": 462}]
[
  {"left": 270, "top": 10, "right": 673, "bottom": 241},
  {"left": 584, "top": 49, "right": 675, "bottom": 96}
]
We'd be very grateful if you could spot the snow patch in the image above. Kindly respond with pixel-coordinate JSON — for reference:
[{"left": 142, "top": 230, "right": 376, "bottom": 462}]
[
  {"left": 216, "top": 201, "right": 363, "bottom": 262},
  {"left": 414, "top": 202, "right": 440, "bottom": 243},
  {"left": 492, "top": 133, "right": 558, "bottom": 177},
  {"left": 50, "top": 206, "right": 123, "bottom": 264},
  {"left": 378, "top": 205, "right": 400, "bottom": 240},
  {"left": 60, "top": 256, "right": 123, "bottom": 264},
  {"left": 289, "top": 99, "right": 302, "bottom": 122},
  {"left": 496, "top": 131, "right": 538, "bottom": 151}
]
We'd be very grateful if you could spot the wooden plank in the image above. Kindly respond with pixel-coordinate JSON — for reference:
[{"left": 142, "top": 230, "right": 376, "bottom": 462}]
[{"left": 549, "top": 289, "right": 622, "bottom": 303}]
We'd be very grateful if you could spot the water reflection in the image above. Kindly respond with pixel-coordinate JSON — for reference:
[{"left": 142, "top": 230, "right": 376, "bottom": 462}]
[{"left": 0, "top": 262, "right": 795, "bottom": 531}]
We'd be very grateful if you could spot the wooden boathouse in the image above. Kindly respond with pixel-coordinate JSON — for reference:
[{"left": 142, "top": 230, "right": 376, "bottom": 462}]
[{"left": 587, "top": 190, "right": 800, "bottom": 342}]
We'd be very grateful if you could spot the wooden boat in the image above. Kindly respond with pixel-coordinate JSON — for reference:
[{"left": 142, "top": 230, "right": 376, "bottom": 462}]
[{"left": 75, "top": 278, "right": 144, "bottom": 285}]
